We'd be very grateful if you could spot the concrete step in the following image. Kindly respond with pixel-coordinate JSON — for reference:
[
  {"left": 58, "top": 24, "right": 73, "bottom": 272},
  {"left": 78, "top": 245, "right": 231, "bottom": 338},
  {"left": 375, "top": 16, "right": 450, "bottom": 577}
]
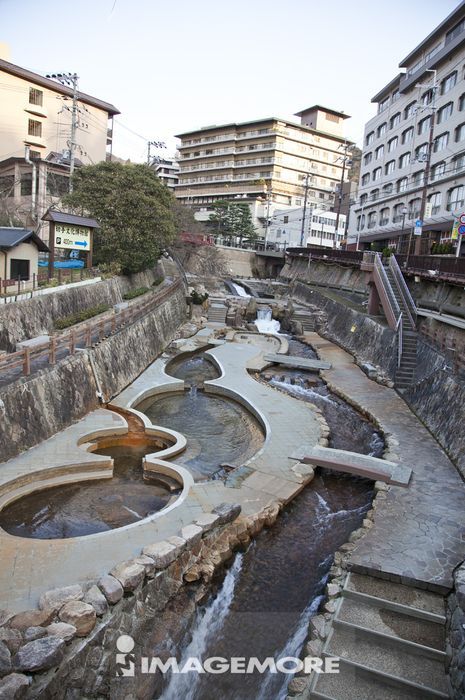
[
  {"left": 311, "top": 657, "right": 445, "bottom": 699},
  {"left": 335, "top": 597, "right": 444, "bottom": 650},
  {"left": 344, "top": 573, "right": 445, "bottom": 618},
  {"left": 326, "top": 624, "right": 448, "bottom": 694}
]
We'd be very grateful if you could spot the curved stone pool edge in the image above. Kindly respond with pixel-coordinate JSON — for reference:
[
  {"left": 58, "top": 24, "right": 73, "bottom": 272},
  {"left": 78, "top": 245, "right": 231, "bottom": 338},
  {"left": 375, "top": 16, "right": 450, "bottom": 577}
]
[{"left": 0, "top": 335, "right": 321, "bottom": 614}]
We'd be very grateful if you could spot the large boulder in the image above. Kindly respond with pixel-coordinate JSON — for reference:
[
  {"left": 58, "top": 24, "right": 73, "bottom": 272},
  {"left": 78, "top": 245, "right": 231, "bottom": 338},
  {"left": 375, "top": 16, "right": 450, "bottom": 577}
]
[
  {"left": 97, "top": 575, "right": 123, "bottom": 605},
  {"left": 38, "top": 585, "right": 83, "bottom": 613},
  {"left": 46, "top": 622, "right": 77, "bottom": 643},
  {"left": 23, "top": 627, "right": 46, "bottom": 643},
  {"left": 142, "top": 541, "right": 177, "bottom": 569},
  {"left": 109, "top": 561, "right": 145, "bottom": 593},
  {"left": 84, "top": 585, "right": 109, "bottom": 617},
  {"left": 58, "top": 601, "right": 96, "bottom": 637},
  {"left": 0, "top": 629, "right": 22, "bottom": 655},
  {"left": 13, "top": 637, "right": 65, "bottom": 672},
  {"left": 0, "top": 673, "right": 30, "bottom": 699},
  {"left": 8, "top": 609, "right": 55, "bottom": 632},
  {"left": 0, "top": 642, "right": 11, "bottom": 677}
]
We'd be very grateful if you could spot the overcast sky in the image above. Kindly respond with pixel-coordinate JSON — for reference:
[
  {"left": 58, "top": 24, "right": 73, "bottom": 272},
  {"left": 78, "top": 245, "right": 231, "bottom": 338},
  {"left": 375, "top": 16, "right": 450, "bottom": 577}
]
[{"left": 0, "top": 0, "right": 459, "bottom": 161}]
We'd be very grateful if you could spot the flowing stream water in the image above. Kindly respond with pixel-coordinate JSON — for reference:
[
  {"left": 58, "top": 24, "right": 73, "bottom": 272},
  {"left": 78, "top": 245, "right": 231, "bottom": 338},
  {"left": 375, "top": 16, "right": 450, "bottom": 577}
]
[
  {"left": 254, "top": 307, "right": 281, "bottom": 335},
  {"left": 159, "top": 339, "right": 383, "bottom": 700}
]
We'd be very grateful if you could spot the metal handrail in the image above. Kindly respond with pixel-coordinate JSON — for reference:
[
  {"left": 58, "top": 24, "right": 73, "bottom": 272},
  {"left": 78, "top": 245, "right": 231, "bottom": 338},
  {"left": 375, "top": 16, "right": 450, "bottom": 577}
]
[
  {"left": 374, "top": 253, "right": 401, "bottom": 326},
  {"left": 396, "top": 313, "right": 403, "bottom": 369},
  {"left": 390, "top": 255, "right": 417, "bottom": 328}
]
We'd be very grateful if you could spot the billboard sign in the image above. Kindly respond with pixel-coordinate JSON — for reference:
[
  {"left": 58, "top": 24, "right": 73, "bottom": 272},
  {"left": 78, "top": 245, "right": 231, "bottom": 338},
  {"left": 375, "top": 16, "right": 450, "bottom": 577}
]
[{"left": 54, "top": 224, "right": 91, "bottom": 251}]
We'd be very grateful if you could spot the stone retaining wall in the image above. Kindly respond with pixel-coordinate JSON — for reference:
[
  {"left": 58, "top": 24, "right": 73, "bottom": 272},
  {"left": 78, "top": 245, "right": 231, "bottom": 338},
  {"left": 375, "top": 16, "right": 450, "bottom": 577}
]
[
  {"left": 446, "top": 561, "right": 465, "bottom": 699},
  {"left": 0, "top": 267, "right": 163, "bottom": 353},
  {"left": 0, "top": 283, "right": 187, "bottom": 461},
  {"left": 0, "top": 501, "right": 282, "bottom": 699},
  {"left": 281, "top": 258, "right": 367, "bottom": 293},
  {"left": 291, "top": 281, "right": 398, "bottom": 379}
]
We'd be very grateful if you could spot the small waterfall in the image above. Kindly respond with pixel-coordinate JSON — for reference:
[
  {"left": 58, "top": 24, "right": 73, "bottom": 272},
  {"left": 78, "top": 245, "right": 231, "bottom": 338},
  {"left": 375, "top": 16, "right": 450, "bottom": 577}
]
[
  {"left": 161, "top": 554, "right": 244, "bottom": 700},
  {"left": 230, "top": 282, "right": 250, "bottom": 298},
  {"left": 255, "top": 307, "right": 281, "bottom": 334}
]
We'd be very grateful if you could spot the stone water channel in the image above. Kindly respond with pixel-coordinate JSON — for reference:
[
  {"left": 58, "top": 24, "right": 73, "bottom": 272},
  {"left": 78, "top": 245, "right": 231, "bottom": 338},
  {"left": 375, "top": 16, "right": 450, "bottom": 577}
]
[{"left": 158, "top": 339, "right": 383, "bottom": 700}]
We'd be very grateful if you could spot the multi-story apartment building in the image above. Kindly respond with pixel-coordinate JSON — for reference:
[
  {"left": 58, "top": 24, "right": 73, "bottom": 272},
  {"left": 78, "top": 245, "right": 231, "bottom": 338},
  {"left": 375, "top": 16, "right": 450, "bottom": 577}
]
[
  {"left": 152, "top": 158, "right": 179, "bottom": 191},
  {"left": 175, "top": 106, "right": 352, "bottom": 236},
  {"left": 0, "top": 46, "right": 119, "bottom": 238},
  {"left": 348, "top": 1, "right": 465, "bottom": 254},
  {"left": 268, "top": 206, "right": 346, "bottom": 250}
]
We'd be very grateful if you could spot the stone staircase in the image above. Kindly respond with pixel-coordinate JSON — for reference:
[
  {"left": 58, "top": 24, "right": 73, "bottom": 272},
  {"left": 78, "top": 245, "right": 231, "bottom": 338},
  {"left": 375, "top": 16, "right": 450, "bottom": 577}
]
[
  {"left": 207, "top": 302, "right": 228, "bottom": 324},
  {"left": 292, "top": 309, "right": 315, "bottom": 333},
  {"left": 309, "top": 572, "right": 448, "bottom": 700},
  {"left": 384, "top": 264, "right": 418, "bottom": 389}
]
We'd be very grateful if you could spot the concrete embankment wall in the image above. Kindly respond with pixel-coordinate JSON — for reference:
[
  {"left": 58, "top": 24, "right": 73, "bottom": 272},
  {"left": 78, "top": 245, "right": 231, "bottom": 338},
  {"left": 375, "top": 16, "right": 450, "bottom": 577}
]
[
  {"left": 0, "top": 267, "right": 163, "bottom": 353},
  {"left": 403, "top": 338, "right": 465, "bottom": 478},
  {"left": 291, "top": 281, "right": 398, "bottom": 379},
  {"left": 281, "top": 257, "right": 367, "bottom": 293},
  {"left": 446, "top": 562, "right": 465, "bottom": 699},
  {"left": 0, "top": 283, "right": 186, "bottom": 461}
]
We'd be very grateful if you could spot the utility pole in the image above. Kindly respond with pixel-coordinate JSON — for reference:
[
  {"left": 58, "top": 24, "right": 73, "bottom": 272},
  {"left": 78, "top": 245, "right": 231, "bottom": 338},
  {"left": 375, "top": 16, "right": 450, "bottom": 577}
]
[
  {"left": 415, "top": 70, "right": 437, "bottom": 255},
  {"left": 264, "top": 189, "right": 272, "bottom": 248},
  {"left": 147, "top": 140, "right": 166, "bottom": 166},
  {"left": 300, "top": 172, "right": 310, "bottom": 246},
  {"left": 335, "top": 142, "right": 351, "bottom": 235},
  {"left": 46, "top": 72, "right": 79, "bottom": 192}
]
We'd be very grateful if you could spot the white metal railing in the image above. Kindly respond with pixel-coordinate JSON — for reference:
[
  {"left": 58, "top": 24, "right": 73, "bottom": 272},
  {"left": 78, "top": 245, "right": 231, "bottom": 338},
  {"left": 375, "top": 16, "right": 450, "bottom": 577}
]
[
  {"left": 374, "top": 253, "right": 401, "bottom": 324},
  {"left": 390, "top": 255, "right": 417, "bottom": 328},
  {"left": 396, "top": 313, "right": 403, "bottom": 368}
]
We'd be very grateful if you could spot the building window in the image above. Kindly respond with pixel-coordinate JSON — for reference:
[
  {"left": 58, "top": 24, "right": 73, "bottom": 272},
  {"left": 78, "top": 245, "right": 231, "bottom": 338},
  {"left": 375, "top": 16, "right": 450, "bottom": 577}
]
[
  {"left": 397, "top": 177, "right": 408, "bottom": 192},
  {"left": 378, "top": 97, "right": 390, "bottom": 113},
  {"left": 372, "top": 167, "right": 382, "bottom": 181},
  {"left": 380, "top": 207, "right": 390, "bottom": 225},
  {"left": 375, "top": 145, "right": 384, "bottom": 159},
  {"left": 28, "top": 119, "right": 42, "bottom": 137},
  {"left": 370, "top": 189, "right": 379, "bottom": 201},
  {"left": 367, "top": 212, "right": 377, "bottom": 229},
  {"left": 437, "top": 102, "right": 453, "bottom": 124},
  {"left": 453, "top": 152, "right": 465, "bottom": 173},
  {"left": 357, "top": 214, "right": 366, "bottom": 231},
  {"left": 46, "top": 172, "right": 70, "bottom": 196},
  {"left": 434, "top": 132, "right": 449, "bottom": 151},
  {"left": 404, "top": 101, "right": 417, "bottom": 119},
  {"left": 366, "top": 131, "right": 374, "bottom": 146},
  {"left": 382, "top": 183, "right": 393, "bottom": 196},
  {"left": 393, "top": 203, "right": 406, "bottom": 222},
  {"left": 385, "top": 160, "right": 395, "bottom": 175},
  {"left": 415, "top": 142, "right": 429, "bottom": 161},
  {"left": 401, "top": 127, "right": 414, "bottom": 144},
  {"left": 446, "top": 19, "right": 465, "bottom": 44},
  {"left": 390, "top": 112, "right": 401, "bottom": 129},
  {"left": 388, "top": 136, "right": 398, "bottom": 152},
  {"left": 399, "top": 152, "right": 411, "bottom": 168},
  {"left": 392, "top": 89, "right": 400, "bottom": 103},
  {"left": 0, "top": 175, "right": 15, "bottom": 197},
  {"left": 377, "top": 123, "right": 387, "bottom": 137},
  {"left": 418, "top": 115, "right": 432, "bottom": 135},
  {"left": 428, "top": 192, "right": 441, "bottom": 215},
  {"left": 20, "top": 173, "right": 32, "bottom": 196},
  {"left": 459, "top": 93, "right": 465, "bottom": 111},
  {"left": 447, "top": 185, "right": 464, "bottom": 211},
  {"left": 364, "top": 152, "right": 373, "bottom": 165},
  {"left": 10, "top": 259, "right": 30, "bottom": 281},
  {"left": 361, "top": 173, "right": 370, "bottom": 185},
  {"left": 29, "top": 88, "right": 43, "bottom": 106},
  {"left": 360, "top": 193, "right": 368, "bottom": 205},
  {"left": 441, "top": 71, "right": 457, "bottom": 95},
  {"left": 422, "top": 89, "right": 434, "bottom": 106},
  {"left": 455, "top": 123, "right": 465, "bottom": 142},
  {"left": 408, "top": 198, "right": 421, "bottom": 219},
  {"left": 412, "top": 170, "right": 424, "bottom": 186},
  {"left": 431, "top": 161, "right": 446, "bottom": 181}
]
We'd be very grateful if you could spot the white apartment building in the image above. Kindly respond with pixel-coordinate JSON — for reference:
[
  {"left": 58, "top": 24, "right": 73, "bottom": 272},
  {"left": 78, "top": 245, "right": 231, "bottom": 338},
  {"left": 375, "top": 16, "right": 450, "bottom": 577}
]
[
  {"left": 153, "top": 158, "right": 179, "bottom": 191},
  {"left": 268, "top": 206, "right": 346, "bottom": 250},
  {"left": 348, "top": 1, "right": 465, "bottom": 254},
  {"left": 0, "top": 45, "right": 119, "bottom": 238},
  {"left": 175, "top": 106, "right": 352, "bottom": 237}
]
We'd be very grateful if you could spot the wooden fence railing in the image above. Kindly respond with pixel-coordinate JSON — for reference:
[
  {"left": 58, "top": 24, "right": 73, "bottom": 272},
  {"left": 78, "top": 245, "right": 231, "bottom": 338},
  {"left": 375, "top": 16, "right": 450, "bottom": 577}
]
[
  {"left": 0, "top": 267, "right": 100, "bottom": 296},
  {"left": 0, "top": 279, "right": 182, "bottom": 379}
]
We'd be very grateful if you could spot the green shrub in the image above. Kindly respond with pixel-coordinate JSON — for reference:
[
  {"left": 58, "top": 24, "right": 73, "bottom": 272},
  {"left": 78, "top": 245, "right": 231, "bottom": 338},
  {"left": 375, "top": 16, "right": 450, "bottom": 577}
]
[
  {"left": 123, "top": 286, "right": 150, "bottom": 300},
  {"left": 190, "top": 290, "right": 209, "bottom": 305},
  {"left": 152, "top": 275, "right": 164, "bottom": 287},
  {"left": 55, "top": 303, "right": 110, "bottom": 330}
]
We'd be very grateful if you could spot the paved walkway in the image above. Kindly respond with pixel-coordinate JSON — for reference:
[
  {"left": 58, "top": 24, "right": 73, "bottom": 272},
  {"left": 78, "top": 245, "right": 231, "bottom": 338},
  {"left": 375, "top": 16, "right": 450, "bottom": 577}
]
[
  {"left": 0, "top": 335, "right": 320, "bottom": 612},
  {"left": 306, "top": 332, "right": 465, "bottom": 593}
]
